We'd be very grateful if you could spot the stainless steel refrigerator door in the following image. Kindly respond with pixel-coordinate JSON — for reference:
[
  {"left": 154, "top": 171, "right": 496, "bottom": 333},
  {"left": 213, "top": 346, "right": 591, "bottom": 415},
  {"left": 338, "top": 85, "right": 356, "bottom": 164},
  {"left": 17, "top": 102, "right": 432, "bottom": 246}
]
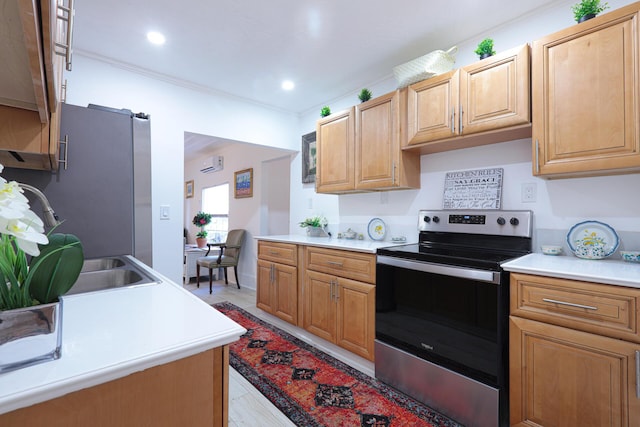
[{"left": 3, "top": 104, "right": 152, "bottom": 264}]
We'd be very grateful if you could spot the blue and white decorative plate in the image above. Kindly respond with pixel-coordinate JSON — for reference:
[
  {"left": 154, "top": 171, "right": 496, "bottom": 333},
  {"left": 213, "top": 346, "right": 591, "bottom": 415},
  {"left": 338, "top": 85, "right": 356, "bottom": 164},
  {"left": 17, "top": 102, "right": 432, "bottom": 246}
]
[
  {"left": 566, "top": 220, "right": 619, "bottom": 259},
  {"left": 367, "top": 218, "right": 386, "bottom": 241}
]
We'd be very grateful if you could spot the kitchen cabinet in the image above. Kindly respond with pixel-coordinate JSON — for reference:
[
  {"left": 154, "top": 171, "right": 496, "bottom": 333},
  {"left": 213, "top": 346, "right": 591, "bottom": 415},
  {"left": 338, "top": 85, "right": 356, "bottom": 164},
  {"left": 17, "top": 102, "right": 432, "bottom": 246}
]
[
  {"left": 303, "top": 246, "right": 375, "bottom": 361},
  {"left": 256, "top": 241, "right": 298, "bottom": 325},
  {"left": 532, "top": 2, "right": 640, "bottom": 178},
  {"left": 0, "top": 347, "right": 231, "bottom": 427},
  {"left": 406, "top": 44, "right": 531, "bottom": 155},
  {"left": 0, "top": 0, "right": 72, "bottom": 171},
  {"left": 509, "top": 272, "right": 640, "bottom": 426},
  {"left": 315, "top": 90, "right": 420, "bottom": 194},
  {"left": 316, "top": 108, "right": 355, "bottom": 193},
  {"left": 355, "top": 90, "right": 420, "bottom": 191}
]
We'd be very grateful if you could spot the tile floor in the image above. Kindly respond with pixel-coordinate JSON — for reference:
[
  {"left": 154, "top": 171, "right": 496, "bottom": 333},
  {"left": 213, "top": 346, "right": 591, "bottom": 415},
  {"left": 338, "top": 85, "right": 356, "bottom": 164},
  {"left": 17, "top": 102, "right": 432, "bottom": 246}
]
[{"left": 183, "top": 278, "right": 375, "bottom": 426}]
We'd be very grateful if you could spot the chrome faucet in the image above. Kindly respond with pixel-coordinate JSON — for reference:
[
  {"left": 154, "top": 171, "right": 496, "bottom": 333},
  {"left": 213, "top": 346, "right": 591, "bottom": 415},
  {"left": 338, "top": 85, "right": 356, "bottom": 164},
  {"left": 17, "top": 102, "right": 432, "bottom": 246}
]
[{"left": 18, "top": 183, "right": 61, "bottom": 227}]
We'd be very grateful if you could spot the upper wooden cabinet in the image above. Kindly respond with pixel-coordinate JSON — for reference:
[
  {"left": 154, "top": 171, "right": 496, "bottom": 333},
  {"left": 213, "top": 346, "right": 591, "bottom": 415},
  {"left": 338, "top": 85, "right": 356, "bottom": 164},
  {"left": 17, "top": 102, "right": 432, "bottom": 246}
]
[
  {"left": 0, "top": 0, "right": 71, "bottom": 171},
  {"left": 532, "top": 2, "right": 640, "bottom": 178},
  {"left": 355, "top": 90, "right": 420, "bottom": 191},
  {"left": 316, "top": 108, "right": 355, "bottom": 193},
  {"left": 406, "top": 44, "right": 531, "bottom": 154},
  {"left": 315, "top": 90, "right": 420, "bottom": 194}
]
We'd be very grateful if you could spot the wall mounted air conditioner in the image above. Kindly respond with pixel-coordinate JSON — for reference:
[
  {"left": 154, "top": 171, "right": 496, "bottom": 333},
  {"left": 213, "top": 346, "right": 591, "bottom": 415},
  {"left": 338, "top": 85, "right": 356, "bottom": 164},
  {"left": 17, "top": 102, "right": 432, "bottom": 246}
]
[{"left": 200, "top": 155, "right": 224, "bottom": 173}]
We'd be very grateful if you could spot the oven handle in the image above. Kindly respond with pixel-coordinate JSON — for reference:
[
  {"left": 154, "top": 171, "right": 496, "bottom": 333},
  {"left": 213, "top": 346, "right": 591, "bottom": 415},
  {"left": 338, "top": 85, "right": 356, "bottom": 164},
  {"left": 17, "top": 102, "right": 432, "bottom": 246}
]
[{"left": 377, "top": 255, "right": 501, "bottom": 284}]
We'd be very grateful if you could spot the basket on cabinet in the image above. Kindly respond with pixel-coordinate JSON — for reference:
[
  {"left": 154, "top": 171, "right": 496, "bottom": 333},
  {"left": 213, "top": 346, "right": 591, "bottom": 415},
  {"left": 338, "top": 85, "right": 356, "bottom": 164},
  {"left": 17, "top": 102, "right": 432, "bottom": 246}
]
[{"left": 393, "top": 46, "right": 458, "bottom": 88}]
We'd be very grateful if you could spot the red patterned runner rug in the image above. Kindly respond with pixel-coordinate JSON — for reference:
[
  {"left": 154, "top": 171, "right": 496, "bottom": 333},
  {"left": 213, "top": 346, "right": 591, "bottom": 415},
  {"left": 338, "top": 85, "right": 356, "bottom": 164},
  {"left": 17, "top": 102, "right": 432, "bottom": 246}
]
[{"left": 213, "top": 302, "right": 462, "bottom": 427}]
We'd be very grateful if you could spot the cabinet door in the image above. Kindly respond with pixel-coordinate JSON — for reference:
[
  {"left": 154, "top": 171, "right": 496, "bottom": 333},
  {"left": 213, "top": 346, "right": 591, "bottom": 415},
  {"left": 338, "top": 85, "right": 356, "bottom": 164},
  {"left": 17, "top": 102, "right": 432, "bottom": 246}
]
[
  {"left": 273, "top": 263, "right": 297, "bottom": 325},
  {"left": 303, "top": 270, "right": 336, "bottom": 343},
  {"left": 336, "top": 277, "right": 375, "bottom": 361},
  {"left": 407, "top": 69, "right": 459, "bottom": 144},
  {"left": 532, "top": 4, "right": 640, "bottom": 177},
  {"left": 256, "top": 259, "right": 275, "bottom": 313},
  {"left": 355, "top": 91, "right": 399, "bottom": 190},
  {"left": 460, "top": 44, "right": 530, "bottom": 136},
  {"left": 510, "top": 316, "right": 640, "bottom": 427},
  {"left": 315, "top": 108, "right": 355, "bottom": 193}
]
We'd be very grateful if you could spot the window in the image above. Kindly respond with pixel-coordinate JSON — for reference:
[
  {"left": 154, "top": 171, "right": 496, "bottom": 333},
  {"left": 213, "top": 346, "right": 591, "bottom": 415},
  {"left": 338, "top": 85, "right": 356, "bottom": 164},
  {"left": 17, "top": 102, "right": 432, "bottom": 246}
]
[{"left": 202, "top": 183, "right": 229, "bottom": 242}]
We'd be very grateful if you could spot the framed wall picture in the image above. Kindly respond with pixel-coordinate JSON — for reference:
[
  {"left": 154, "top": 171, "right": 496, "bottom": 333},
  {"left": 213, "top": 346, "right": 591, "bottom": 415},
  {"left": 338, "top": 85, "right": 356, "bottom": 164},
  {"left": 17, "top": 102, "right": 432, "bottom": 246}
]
[
  {"left": 185, "top": 180, "right": 194, "bottom": 198},
  {"left": 234, "top": 168, "right": 253, "bottom": 198},
  {"left": 302, "top": 131, "right": 316, "bottom": 183}
]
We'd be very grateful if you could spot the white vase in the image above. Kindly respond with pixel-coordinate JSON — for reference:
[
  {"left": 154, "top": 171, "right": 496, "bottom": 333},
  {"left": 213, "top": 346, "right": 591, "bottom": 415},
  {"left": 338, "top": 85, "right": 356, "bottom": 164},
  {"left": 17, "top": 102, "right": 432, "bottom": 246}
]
[
  {"left": 307, "top": 226, "right": 328, "bottom": 237},
  {"left": 0, "top": 300, "right": 63, "bottom": 373}
]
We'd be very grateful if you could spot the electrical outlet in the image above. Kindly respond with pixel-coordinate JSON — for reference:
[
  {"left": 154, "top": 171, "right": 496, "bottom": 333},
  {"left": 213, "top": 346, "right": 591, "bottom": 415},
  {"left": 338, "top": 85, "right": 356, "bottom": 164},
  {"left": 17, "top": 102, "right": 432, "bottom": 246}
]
[{"left": 521, "top": 183, "right": 537, "bottom": 203}]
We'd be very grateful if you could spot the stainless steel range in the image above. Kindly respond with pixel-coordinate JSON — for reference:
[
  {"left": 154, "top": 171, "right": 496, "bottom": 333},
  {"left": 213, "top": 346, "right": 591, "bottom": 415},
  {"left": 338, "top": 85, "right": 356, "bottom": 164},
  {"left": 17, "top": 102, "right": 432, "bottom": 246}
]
[{"left": 375, "top": 210, "right": 532, "bottom": 427}]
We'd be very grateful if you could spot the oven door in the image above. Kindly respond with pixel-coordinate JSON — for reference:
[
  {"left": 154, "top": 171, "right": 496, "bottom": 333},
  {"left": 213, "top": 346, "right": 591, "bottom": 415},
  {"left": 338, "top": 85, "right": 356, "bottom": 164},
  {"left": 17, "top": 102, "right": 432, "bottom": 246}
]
[{"left": 375, "top": 255, "right": 509, "bottom": 388}]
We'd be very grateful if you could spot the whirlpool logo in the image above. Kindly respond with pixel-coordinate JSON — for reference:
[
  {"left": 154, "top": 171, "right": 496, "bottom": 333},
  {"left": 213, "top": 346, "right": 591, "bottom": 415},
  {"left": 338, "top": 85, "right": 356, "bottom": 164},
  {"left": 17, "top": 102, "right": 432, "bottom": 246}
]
[{"left": 421, "top": 343, "right": 434, "bottom": 351}]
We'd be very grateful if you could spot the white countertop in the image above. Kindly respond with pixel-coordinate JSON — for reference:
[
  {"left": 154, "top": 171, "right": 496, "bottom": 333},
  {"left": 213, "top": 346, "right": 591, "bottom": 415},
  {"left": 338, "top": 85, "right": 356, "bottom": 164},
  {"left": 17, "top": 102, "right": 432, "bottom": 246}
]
[
  {"left": 502, "top": 253, "right": 640, "bottom": 288},
  {"left": 255, "top": 234, "right": 415, "bottom": 253},
  {"left": 0, "top": 258, "right": 246, "bottom": 414}
]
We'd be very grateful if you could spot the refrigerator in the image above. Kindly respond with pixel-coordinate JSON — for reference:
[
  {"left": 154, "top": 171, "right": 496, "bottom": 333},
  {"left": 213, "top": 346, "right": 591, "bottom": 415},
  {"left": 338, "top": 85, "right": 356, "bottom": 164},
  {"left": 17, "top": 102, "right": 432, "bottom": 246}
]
[{"left": 2, "top": 103, "right": 153, "bottom": 266}]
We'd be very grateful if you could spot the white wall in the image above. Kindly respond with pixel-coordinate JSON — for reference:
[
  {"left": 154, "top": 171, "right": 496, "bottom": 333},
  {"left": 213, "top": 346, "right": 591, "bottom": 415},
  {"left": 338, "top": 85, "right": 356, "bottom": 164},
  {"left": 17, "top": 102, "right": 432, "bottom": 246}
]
[
  {"left": 65, "top": 56, "right": 298, "bottom": 284},
  {"left": 66, "top": 0, "right": 640, "bottom": 285},
  {"left": 292, "top": 0, "right": 640, "bottom": 252}
]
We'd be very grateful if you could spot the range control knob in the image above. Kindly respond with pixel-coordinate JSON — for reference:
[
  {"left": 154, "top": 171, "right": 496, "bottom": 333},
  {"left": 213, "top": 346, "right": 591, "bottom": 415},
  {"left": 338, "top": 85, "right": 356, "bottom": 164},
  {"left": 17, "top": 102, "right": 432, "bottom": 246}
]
[
  {"left": 510, "top": 217, "right": 520, "bottom": 226},
  {"left": 497, "top": 217, "right": 506, "bottom": 225},
  {"left": 432, "top": 216, "right": 440, "bottom": 223},
  {"left": 423, "top": 216, "right": 431, "bottom": 223}
]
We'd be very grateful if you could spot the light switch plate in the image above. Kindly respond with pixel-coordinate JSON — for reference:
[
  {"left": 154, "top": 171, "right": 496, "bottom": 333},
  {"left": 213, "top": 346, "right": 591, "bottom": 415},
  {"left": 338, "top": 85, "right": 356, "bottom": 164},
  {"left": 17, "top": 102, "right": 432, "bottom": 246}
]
[{"left": 160, "top": 205, "right": 170, "bottom": 220}]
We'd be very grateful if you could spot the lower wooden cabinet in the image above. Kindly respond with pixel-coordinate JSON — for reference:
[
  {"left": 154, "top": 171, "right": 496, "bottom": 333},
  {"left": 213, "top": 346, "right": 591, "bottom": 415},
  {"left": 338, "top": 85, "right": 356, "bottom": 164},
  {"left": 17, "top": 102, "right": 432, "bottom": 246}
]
[
  {"left": 510, "top": 316, "right": 640, "bottom": 427},
  {"left": 509, "top": 272, "right": 640, "bottom": 426},
  {"left": 303, "top": 270, "right": 375, "bottom": 361},
  {"left": 257, "top": 259, "right": 297, "bottom": 325},
  {"left": 0, "top": 347, "right": 230, "bottom": 427}
]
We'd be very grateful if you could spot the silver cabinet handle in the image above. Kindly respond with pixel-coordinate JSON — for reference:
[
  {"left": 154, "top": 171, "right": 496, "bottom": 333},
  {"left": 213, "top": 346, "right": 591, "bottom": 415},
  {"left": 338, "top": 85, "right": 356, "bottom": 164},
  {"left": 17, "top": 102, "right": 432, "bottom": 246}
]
[
  {"left": 269, "top": 250, "right": 280, "bottom": 256},
  {"left": 329, "top": 279, "right": 334, "bottom": 301},
  {"left": 450, "top": 107, "right": 455, "bottom": 133},
  {"left": 459, "top": 105, "right": 463, "bottom": 134},
  {"left": 326, "top": 261, "right": 343, "bottom": 267},
  {"left": 542, "top": 298, "right": 598, "bottom": 311},
  {"left": 58, "top": 135, "right": 69, "bottom": 170},
  {"left": 636, "top": 350, "right": 640, "bottom": 398}
]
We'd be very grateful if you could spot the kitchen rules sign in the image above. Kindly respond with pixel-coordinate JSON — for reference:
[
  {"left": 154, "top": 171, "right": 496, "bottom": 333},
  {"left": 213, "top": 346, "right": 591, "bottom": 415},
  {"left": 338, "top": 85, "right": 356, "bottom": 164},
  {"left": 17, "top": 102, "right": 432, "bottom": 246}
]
[{"left": 443, "top": 168, "right": 503, "bottom": 209}]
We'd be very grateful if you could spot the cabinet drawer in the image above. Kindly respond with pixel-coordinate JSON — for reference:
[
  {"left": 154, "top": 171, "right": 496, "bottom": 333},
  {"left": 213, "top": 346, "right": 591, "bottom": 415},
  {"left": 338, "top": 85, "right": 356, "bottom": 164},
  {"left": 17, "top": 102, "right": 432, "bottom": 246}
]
[
  {"left": 511, "top": 273, "right": 640, "bottom": 343},
  {"left": 257, "top": 241, "right": 297, "bottom": 266},
  {"left": 305, "top": 246, "right": 375, "bottom": 284}
]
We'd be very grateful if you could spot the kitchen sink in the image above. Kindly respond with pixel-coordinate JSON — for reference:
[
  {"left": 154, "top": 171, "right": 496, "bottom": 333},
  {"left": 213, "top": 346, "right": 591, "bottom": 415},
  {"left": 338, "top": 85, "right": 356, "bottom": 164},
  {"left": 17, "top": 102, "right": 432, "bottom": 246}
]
[
  {"left": 80, "top": 257, "right": 126, "bottom": 273},
  {"left": 68, "top": 256, "right": 160, "bottom": 295}
]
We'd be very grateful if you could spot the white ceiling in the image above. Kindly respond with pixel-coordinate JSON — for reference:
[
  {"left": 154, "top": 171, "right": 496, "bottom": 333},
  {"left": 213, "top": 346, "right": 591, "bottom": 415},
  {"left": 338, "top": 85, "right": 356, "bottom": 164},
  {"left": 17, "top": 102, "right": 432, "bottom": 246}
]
[{"left": 73, "top": 0, "right": 561, "bottom": 116}]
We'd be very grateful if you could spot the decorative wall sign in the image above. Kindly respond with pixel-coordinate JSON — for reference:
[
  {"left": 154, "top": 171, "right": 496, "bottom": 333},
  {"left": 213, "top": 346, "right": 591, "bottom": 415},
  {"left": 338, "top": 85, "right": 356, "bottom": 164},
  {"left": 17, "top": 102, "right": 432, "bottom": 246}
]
[
  {"left": 234, "top": 168, "right": 253, "bottom": 198},
  {"left": 302, "top": 131, "right": 316, "bottom": 183},
  {"left": 443, "top": 168, "right": 503, "bottom": 209}
]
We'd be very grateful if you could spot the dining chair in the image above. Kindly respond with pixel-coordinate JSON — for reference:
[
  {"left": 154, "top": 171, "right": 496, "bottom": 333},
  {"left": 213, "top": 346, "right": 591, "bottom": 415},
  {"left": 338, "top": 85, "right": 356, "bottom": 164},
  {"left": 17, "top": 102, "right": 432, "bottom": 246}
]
[{"left": 196, "top": 229, "right": 246, "bottom": 293}]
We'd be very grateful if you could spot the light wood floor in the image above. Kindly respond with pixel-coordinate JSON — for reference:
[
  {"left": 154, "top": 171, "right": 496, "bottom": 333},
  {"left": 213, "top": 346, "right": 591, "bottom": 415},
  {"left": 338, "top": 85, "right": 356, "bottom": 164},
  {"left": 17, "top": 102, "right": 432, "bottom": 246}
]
[{"left": 183, "top": 278, "right": 375, "bottom": 427}]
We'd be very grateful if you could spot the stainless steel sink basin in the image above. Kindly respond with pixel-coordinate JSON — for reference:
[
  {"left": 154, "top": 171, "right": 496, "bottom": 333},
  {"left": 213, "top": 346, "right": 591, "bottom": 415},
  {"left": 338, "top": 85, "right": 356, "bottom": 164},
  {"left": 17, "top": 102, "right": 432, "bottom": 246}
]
[
  {"left": 81, "top": 257, "right": 126, "bottom": 273},
  {"left": 68, "top": 256, "right": 160, "bottom": 295}
]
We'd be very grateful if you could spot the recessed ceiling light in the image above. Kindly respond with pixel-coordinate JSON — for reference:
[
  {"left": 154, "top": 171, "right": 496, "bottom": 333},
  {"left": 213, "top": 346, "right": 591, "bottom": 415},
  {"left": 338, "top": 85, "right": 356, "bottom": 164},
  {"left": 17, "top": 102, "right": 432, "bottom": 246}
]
[
  {"left": 147, "top": 31, "right": 166, "bottom": 45},
  {"left": 281, "top": 80, "right": 295, "bottom": 91}
]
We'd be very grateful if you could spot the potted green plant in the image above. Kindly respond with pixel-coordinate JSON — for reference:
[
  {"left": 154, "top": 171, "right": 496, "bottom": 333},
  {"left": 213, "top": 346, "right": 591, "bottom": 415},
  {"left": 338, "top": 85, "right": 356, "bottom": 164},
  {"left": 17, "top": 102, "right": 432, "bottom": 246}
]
[
  {"left": 299, "top": 215, "right": 328, "bottom": 237},
  {"left": 192, "top": 211, "right": 212, "bottom": 248},
  {"left": 358, "top": 88, "right": 372, "bottom": 103},
  {"left": 474, "top": 38, "right": 496, "bottom": 59},
  {"left": 0, "top": 168, "right": 84, "bottom": 373},
  {"left": 320, "top": 106, "right": 331, "bottom": 118},
  {"left": 571, "top": 0, "right": 609, "bottom": 23}
]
